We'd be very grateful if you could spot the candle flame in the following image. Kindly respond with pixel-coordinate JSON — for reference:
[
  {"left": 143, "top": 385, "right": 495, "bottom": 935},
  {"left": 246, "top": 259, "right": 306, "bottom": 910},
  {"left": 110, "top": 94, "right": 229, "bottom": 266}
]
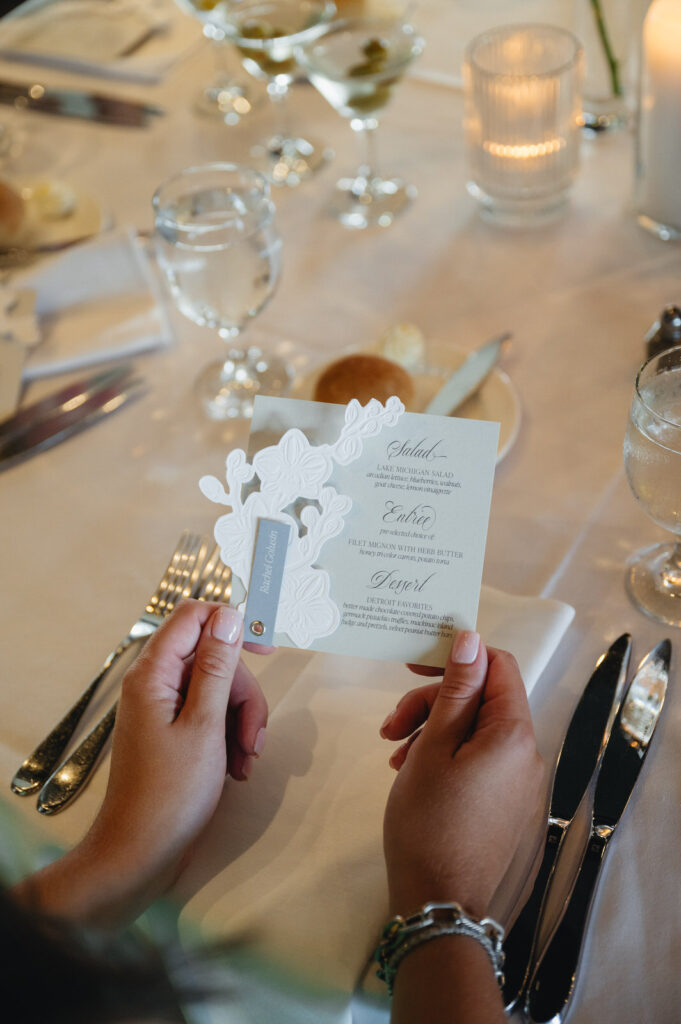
[{"left": 483, "top": 138, "right": 566, "bottom": 159}]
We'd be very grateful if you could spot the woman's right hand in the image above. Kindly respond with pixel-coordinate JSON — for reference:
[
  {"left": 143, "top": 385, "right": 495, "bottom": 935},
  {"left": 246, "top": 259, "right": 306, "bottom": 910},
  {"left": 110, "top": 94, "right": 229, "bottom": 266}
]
[{"left": 382, "top": 632, "right": 545, "bottom": 921}]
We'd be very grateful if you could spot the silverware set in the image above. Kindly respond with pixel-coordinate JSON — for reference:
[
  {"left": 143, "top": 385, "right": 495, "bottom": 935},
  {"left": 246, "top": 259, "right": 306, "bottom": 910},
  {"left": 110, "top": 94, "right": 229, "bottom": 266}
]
[
  {"left": 0, "top": 363, "right": 146, "bottom": 470},
  {"left": 10, "top": 531, "right": 231, "bottom": 815},
  {"left": 0, "top": 79, "right": 164, "bottom": 127},
  {"left": 503, "top": 634, "right": 671, "bottom": 1023}
]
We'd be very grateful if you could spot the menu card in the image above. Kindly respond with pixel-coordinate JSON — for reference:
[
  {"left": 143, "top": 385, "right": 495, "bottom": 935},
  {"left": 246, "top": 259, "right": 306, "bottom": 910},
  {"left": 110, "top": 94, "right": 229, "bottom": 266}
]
[{"left": 200, "top": 395, "right": 499, "bottom": 667}]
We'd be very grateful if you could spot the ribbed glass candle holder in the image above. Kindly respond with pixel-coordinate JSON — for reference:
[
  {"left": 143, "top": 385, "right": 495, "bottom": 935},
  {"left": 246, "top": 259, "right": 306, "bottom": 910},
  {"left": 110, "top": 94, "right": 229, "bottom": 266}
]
[{"left": 464, "top": 24, "right": 584, "bottom": 226}]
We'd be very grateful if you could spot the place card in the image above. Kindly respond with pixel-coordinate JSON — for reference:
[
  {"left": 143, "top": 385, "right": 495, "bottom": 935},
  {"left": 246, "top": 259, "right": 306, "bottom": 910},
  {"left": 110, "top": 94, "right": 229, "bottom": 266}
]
[{"left": 200, "top": 395, "right": 499, "bottom": 667}]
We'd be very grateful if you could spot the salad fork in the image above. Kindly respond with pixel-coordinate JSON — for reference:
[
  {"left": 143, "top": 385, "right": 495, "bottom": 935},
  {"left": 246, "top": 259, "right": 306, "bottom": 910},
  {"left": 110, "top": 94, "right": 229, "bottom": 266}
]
[
  {"left": 10, "top": 531, "right": 208, "bottom": 799},
  {"left": 35, "top": 545, "right": 232, "bottom": 816}
]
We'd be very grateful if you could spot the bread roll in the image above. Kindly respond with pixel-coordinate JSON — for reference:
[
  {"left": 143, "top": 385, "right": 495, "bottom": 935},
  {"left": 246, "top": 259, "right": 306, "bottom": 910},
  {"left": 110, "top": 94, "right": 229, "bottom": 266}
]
[
  {"left": 0, "top": 179, "right": 27, "bottom": 247},
  {"left": 314, "top": 353, "right": 414, "bottom": 407}
]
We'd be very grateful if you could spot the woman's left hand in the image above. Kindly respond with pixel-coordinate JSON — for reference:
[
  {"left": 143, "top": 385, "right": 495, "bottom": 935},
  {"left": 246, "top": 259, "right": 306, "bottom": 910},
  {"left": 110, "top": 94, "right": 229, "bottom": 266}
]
[{"left": 16, "top": 600, "right": 268, "bottom": 927}]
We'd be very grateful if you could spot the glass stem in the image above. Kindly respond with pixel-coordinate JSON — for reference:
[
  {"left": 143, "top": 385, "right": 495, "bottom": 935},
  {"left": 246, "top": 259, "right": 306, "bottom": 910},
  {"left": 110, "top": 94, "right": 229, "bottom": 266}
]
[
  {"left": 661, "top": 541, "right": 681, "bottom": 591},
  {"left": 268, "top": 80, "right": 291, "bottom": 143},
  {"left": 220, "top": 328, "right": 245, "bottom": 367},
  {"left": 351, "top": 116, "right": 379, "bottom": 186}
]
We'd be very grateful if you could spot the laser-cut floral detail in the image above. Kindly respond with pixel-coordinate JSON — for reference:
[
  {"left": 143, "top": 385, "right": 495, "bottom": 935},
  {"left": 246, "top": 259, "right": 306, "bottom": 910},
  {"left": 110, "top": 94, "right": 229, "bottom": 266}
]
[{"left": 199, "top": 396, "right": 404, "bottom": 648}]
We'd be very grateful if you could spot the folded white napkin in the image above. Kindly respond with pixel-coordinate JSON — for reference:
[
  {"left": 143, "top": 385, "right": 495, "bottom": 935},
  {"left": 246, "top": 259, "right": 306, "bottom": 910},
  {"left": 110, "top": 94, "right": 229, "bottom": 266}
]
[
  {"left": 0, "top": 0, "right": 202, "bottom": 84},
  {"left": 176, "top": 587, "right": 574, "bottom": 1001},
  {"left": 20, "top": 227, "right": 173, "bottom": 379}
]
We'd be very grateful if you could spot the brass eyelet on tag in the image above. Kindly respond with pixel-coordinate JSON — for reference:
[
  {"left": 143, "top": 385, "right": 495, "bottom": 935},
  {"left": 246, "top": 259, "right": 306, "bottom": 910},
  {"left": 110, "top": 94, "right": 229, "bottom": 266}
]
[{"left": 250, "top": 620, "right": 266, "bottom": 636}]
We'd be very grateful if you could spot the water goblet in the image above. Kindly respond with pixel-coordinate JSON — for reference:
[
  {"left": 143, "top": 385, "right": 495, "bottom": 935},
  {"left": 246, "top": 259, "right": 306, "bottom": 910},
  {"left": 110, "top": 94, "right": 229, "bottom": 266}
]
[
  {"left": 296, "top": 16, "right": 424, "bottom": 228},
  {"left": 153, "top": 164, "right": 288, "bottom": 421},
  {"left": 623, "top": 344, "right": 681, "bottom": 625}
]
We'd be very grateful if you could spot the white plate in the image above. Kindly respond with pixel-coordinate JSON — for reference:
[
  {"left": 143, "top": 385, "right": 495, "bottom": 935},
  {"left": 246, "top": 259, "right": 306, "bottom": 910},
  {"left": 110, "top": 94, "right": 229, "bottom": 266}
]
[
  {"left": 19, "top": 180, "right": 104, "bottom": 251},
  {"left": 291, "top": 338, "right": 521, "bottom": 464},
  {"left": 0, "top": 0, "right": 163, "bottom": 63}
]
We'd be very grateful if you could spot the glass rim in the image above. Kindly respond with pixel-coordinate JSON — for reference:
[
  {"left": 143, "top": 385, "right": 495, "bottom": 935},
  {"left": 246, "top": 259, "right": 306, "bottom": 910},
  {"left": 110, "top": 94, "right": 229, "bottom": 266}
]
[
  {"left": 152, "top": 163, "right": 275, "bottom": 249},
  {"left": 635, "top": 343, "right": 681, "bottom": 434},
  {"left": 464, "top": 23, "right": 583, "bottom": 81},
  {"left": 221, "top": 0, "right": 336, "bottom": 48},
  {"left": 295, "top": 16, "right": 424, "bottom": 75},
  {"left": 152, "top": 162, "right": 271, "bottom": 208}
]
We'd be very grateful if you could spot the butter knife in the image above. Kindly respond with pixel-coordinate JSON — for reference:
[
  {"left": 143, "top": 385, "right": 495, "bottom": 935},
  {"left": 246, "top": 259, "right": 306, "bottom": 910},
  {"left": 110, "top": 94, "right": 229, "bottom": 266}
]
[
  {"left": 502, "top": 633, "right": 632, "bottom": 1013},
  {"left": 0, "top": 80, "right": 164, "bottom": 126},
  {"left": 0, "top": 364, "right": 145, "bottom": 469},
  {"left": 526, "top": 639, "right": 671, "bottom": 1024},
  {"left": 424, "top": 331, "right": 511, "bottom": 417}
]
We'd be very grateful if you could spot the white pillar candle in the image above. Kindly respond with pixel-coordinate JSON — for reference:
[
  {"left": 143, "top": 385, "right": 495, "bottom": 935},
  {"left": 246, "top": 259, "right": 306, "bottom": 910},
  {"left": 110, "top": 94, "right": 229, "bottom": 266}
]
[{"left": 637, "top": 0, "right": 681, "bottom": 235}]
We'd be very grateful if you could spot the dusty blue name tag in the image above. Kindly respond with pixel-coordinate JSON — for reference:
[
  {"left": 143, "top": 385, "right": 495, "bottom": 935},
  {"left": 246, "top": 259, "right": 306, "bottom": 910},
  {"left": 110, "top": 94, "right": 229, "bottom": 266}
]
[{"left": 244, "top": 518, "right": 291, "bottom": 646}]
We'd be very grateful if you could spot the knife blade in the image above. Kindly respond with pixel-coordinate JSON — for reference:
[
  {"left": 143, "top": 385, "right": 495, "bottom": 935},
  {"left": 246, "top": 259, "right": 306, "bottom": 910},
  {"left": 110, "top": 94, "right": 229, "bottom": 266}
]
[
  {"left": 502, "top": 633, "right": 632, "bottom": 1013},
  {"left": 0, "top": 79, "right": 164, "bottom": 126},
  {"left": 0, "top": 364, "right": 145, "bottom": 469},
  {"left": 526, "top": 639, "right": 671, "bottom": 1024},
  {"left": 0, "top": 363, "right": 134, "bottom": 437},
  {"left": 424, "top": 331, "right": 511, "bottom": 417}
]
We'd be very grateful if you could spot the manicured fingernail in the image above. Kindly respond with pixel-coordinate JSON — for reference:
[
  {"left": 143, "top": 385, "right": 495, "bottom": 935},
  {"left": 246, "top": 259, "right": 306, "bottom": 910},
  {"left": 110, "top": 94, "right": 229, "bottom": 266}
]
[
  {"left": 450, "top": 630, "right": 480, "bottom": 665},
  {"left": 253, "top": 727, "right": 267, "bottom": 757},
  {"left": 212, "top": 607, "right": 242, "bottom": 645},
  {"left": 380, "top": 709, "right": 396, "bottom": 736}
]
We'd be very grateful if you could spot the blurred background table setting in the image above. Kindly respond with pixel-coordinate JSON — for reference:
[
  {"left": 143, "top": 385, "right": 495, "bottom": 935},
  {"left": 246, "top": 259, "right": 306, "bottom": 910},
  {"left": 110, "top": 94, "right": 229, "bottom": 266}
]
[{"left": 1, "top": 0, "right": 681, "bottom": 1022}]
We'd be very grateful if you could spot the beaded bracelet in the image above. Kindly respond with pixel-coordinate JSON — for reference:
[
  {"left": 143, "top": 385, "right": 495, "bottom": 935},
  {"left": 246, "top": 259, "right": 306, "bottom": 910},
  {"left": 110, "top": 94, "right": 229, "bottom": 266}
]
[{"left": 374, "top": 901, "right": 505, "bottom": 997}]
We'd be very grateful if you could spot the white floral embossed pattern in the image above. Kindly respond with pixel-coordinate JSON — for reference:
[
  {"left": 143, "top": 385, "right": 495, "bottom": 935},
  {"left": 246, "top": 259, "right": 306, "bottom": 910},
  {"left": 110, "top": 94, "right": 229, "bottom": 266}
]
[{"left": 199, "top": 396, "right": 405, "bottom": 648}]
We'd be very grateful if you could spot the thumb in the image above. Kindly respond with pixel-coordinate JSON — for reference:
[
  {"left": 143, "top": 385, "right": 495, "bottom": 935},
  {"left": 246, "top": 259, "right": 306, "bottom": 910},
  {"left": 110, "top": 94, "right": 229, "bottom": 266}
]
[
  {"left": 182, "top": 606, "right": 243, "bottom": 723},
  {"left": 421, "top": 631, "right": 488, "bottom": 752}
]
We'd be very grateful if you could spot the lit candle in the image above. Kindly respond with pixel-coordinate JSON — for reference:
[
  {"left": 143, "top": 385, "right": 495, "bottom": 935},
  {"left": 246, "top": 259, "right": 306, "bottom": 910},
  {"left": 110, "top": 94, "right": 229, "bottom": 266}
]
[
  {"left": 464, "top": 25, "right": 583, "bottom": 224},
  {"left": 637, "top": 0, "right": 681, "bottom": 237}
]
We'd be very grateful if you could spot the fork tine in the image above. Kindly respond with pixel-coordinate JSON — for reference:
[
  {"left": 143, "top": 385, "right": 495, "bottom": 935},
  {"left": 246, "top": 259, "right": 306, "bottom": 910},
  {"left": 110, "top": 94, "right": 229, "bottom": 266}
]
[
  {"left": 149, "top": 532, "right": 206, "bottom": 616},
  {"left": 147, "top": 530, "right": 197, "bottom": 614},
  {"left": 194, "top": 545, "right": 233, "bottom": 604}
]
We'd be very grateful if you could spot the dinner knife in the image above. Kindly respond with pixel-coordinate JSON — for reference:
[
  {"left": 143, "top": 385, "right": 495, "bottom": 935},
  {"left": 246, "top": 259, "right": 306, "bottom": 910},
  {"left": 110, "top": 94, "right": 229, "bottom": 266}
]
[
  {"left": 424, "top": 331, "right": 511, "bottom": 417},
  {"left": 0, "top": 80, "right": 164, "bottom": 126},
  {"left": 502, "top": 633, "right": 632, "bottom": 1013},
  {"left": 0, "top": 364, "right": 145, "bottom": 469},
  {"left": 525, "top": 639, "right": 671, "bottom": 1024}
]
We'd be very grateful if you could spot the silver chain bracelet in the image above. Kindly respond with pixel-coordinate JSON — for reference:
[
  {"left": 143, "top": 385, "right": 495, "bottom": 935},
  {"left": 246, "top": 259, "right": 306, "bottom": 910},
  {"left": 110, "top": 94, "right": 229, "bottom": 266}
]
[{"left": 374, "top": 901, "right": 505, "bottom": 997}]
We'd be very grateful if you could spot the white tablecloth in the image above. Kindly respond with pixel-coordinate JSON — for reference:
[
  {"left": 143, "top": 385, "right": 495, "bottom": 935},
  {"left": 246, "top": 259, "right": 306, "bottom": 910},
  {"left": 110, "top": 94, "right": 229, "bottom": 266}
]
[{"left": 1, "top": 2, "right": 680, "bottom": 1022}]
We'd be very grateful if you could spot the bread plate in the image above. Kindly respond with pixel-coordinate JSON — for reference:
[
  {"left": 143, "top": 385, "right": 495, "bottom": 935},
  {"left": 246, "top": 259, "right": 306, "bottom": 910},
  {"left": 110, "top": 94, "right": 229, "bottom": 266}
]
[{"left": 290, "top": 337, "right": 521, "bottom": 464}]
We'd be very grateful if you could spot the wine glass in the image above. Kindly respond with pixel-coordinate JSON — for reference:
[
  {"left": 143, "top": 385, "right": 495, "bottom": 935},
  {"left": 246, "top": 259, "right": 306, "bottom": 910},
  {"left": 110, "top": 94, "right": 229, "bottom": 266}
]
[
  {"left": 623, "top": 345, "right": 681, "bottom": 625},
  {"left": 174, "top": 1, "right": 260, "bottom": 125},
  {"left": 153, "top": 164, "right": 288, "bottom": 421},
  {"left": 213, "top": 0, "right": 336, "bottom": 187},
  {"left": 296, "top": 16, "right": 424, "bottom": 227}
]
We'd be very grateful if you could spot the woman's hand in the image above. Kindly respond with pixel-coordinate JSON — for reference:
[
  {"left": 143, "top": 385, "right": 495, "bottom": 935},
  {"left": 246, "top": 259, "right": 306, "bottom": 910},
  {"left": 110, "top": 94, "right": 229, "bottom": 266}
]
[
  {"left": 16, "top": 600, "right": 267, "bottom": 927},
  {"left": 382, "top": 631, "right": 545, "bottom": 921}
]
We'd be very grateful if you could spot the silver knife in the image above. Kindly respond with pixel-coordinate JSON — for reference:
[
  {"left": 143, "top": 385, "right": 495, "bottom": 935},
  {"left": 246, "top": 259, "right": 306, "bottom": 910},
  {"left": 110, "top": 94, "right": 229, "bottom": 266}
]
[
  {"left": 525, "top": 639, "right": 671, "bottom": 1024},
  {"left": 0, "top": 79, "right": 164, "bottom": 126},
  {"left": 502, "top": 634, "right": 632, "bottom": 1014},
  {"left": 424, "top": 331, "right": 511, "bottom": 417},
  {"left": 0, "top": 364, "right": 145, "bottom": 469}
]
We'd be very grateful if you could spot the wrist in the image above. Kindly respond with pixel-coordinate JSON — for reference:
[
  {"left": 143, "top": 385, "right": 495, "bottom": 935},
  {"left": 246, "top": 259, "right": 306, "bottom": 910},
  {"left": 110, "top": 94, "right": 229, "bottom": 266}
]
[{"left": 375, "top": 901, "right": 505, "bottom": 1000}]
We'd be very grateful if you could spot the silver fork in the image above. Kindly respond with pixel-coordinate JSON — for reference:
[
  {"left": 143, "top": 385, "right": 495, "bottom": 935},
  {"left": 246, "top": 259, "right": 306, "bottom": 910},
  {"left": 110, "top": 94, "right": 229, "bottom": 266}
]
[
  {"left": 35, "top": 546, "right": 232, "bottom": 816},
  {"left": 10, "top": 531, "right": 208, "bottom": 799}
]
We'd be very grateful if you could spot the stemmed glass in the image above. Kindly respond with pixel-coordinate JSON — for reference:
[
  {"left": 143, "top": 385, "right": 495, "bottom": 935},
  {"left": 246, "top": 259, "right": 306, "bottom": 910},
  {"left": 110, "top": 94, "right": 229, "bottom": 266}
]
[
  {"left": 153, "top": 164, "right": 287, "bottom": 421},
  {"left": 209, "top": 0, "right": 336, "bottom": 187},
  {"left": 623, "top": 345, "right": 681, "bottom": 625},
  {"left": 296, "top": 16, "right": 424, "bottom": 227},
  {"left": 175, "top": 1, "right": 259, "bottom": 125}
]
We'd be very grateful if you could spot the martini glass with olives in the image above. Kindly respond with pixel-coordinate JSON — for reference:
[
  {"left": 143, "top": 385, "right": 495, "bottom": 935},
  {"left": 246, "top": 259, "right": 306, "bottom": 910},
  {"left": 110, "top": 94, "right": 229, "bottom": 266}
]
[
  {"left": 296, "top": 17, "right": 424, "bottom": 227},
  {"left": 221, "top": 0, "right": 336, "bottom": 187}
]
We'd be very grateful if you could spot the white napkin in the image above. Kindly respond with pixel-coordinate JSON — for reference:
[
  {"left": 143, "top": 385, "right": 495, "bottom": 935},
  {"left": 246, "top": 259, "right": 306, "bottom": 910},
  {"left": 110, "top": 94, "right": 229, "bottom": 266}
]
[
  {"left": 176, "top": 587, "right": 574, "bottom": 1000},
  {"left": 20, "top": 227, "right": 173, "bottom": 379},
  {"left": 0, "top": 0, "right": 202, "bottom": 84}
]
